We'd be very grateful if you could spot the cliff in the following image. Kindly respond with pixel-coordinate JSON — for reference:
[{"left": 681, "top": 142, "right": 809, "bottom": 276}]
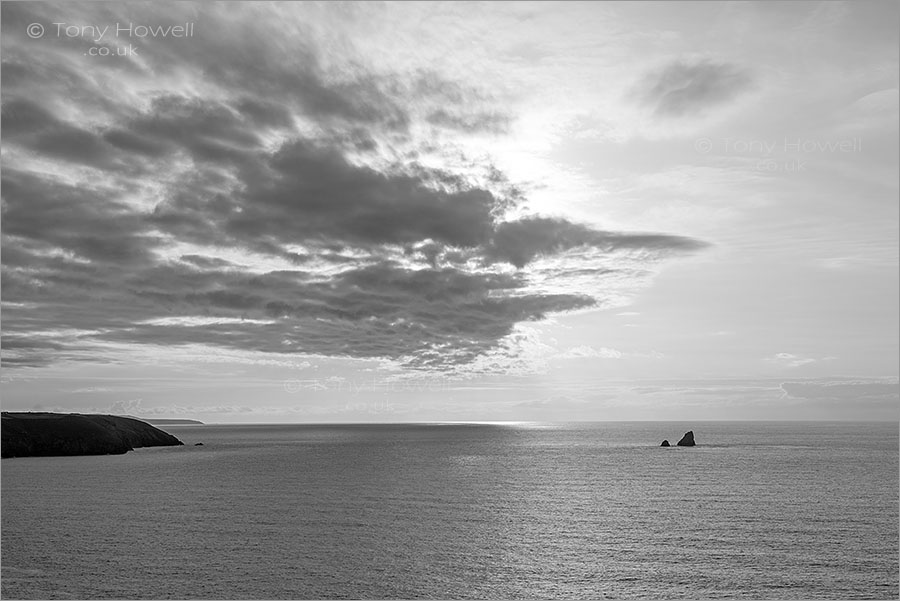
[{"left": 1, "top": 412, "right": 184, "bottom": 458}]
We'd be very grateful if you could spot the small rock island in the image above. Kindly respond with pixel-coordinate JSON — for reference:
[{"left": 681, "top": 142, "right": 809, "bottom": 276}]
[
  {"left": 676, "top": 431, "right": 696, "bottom": 446},
  {"left": 1, "top": 412, "right": 184, "bottom": 458},
  {"left": 660, "top": 431, "right": 696, "bottom": 447}
]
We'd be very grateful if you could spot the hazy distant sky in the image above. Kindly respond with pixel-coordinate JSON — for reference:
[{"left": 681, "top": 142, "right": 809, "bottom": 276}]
[{"left": 2, "top": 1, "right": 897, "bottom": 422}]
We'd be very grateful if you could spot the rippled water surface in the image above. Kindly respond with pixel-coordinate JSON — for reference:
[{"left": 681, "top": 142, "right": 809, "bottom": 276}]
[{"left": 2, "top": 421, "right": 897, "bottom": 599}]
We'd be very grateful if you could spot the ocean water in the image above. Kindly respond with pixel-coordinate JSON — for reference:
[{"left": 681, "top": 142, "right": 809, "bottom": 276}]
[{"left": 1, "top": 421, "right": 897, "bottom": 600}]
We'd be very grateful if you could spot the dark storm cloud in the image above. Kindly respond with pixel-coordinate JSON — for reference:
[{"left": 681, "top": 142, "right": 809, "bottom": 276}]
[
  {"left": 633, "top": 59, "right": 755, "bottom": 117},
  {"left": 6, "top": 258, "right": 593, "bottom": 367},
  {"left": 1, "top": 99, "right": 123, "bottom": 170},
  {"left": 173, "top": 267, "right": 591, "bottom": 367},
  {"left": 0, "top": 2, "right": 402, "bottom": 129},
  {"left": 102, "top": 129, "right": 174, "bottom": 158},
  {"left": 1, "top": 2, "right": 708, "bottom": 371},
  {"left": 2, "top": 131, "right": 705, "bottom": 369},
  {"left": 142, "top": 126, "right": 704, "bottom": 263},
  {"left": 94, "top": 11, "right": 467, "bottom": 134},
  {"left": 234, "top": 97, "right": 295, "bottom": 129},
  {"left": 1, "top": 2, "right": 505, "bottom": 138},
  {"left": 131, "top": 96, "right": 264, "bottom": 151},
  {"left": 135, "top": 130, "right": 501, "bottom": 255},
  {"left": 245, "top": 140, "right": 498, "bottom": 248},
  {"left": 487, "top": 217, "right": 707, "bottom": 268},
  {"left": 2, "top": 169, "right": 160, "bottom": 265}
]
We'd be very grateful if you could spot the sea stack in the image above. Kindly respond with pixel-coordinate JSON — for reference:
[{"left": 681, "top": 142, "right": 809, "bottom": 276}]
[
  {"left": 676, "top": 431, "right": 696, "bottom": 447},
  {"left": 660, "top": 440, "right": 670, "bottom": 447}
]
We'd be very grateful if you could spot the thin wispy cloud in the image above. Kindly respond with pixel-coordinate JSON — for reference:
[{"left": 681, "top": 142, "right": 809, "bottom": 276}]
[
  {"left": 766, "top": 353, "right": 817, "bottom": 368},
  {"left": 631, "top": 59, "right": 755, "bottom": 118}
]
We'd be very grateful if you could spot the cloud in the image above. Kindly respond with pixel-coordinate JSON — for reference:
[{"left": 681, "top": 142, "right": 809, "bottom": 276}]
[
  {"left": 779, "top": 379, "right": 900, "bottom": 419},
  {"left": 117, "top": 261, "right": 595, "bottom": 367},
  {"left": 766, "top": 352, "right": 818, "bottom": 368},
  {"left": 780, "top": 379, "right": 899, "bottom": 400},
  {"left": 225, "top": 139, "right": 500, "bottom": 250},
  {"left": 556, "top": 346, "right": 623, "bottom": 359},
  {"left": 107, "top": 398, "right": 145, "bottom": 416},
  {"left": 632, "top": 59, "right": 755, "bottom": 118},
  {"left": 487, "top": 217, "right": 707, "bottom": 268},
  {"left": 1, "top": 98, "right": 131, "bottom": 171},
  {"left": 2, "top": 169, "right": 161, "bottom": 266},
  {"left": 426, "top": 109, "right": 512, "bottom": 134},
  {"left": 1, "top": 2, "right": 708, "bottom": 373}
]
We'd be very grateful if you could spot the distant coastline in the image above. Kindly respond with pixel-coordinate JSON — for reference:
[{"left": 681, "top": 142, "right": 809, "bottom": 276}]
[{"left": 140, "top": 418, "right": 205, "bottom": 426}]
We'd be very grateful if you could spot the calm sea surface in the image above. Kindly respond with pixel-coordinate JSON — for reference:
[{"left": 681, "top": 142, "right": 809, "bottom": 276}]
[{"left": 2, "top": 422, "right": 897, "bottom": 600}]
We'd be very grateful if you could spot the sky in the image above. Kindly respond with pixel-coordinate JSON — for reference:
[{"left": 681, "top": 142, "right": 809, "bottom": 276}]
[{"left": 1, "top": 1, "right": 898, "bottom": 423}]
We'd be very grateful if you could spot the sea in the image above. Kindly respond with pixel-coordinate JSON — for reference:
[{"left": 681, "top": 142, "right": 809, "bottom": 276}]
[{"left": 1, "top": 421, "right": 897, "bottom": 600}]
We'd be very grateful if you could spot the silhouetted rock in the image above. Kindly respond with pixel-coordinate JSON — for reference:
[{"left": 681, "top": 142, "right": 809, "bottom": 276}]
[
  {"left": 1, "top": 412, "right": 183, "bottom": 458},
  {"left": 194, "top": 442, "right": 204, "bottom": 446},
  {"left": 676, "top": 431, "right": 695, "bottom": 446},
  {"left": 660, "top": 439, "right": 670, "bottom": 447}
]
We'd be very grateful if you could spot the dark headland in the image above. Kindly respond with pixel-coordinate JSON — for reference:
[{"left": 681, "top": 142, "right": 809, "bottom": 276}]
[{"left": 1, "top": 412, "right": 184, "bottom": 458}]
